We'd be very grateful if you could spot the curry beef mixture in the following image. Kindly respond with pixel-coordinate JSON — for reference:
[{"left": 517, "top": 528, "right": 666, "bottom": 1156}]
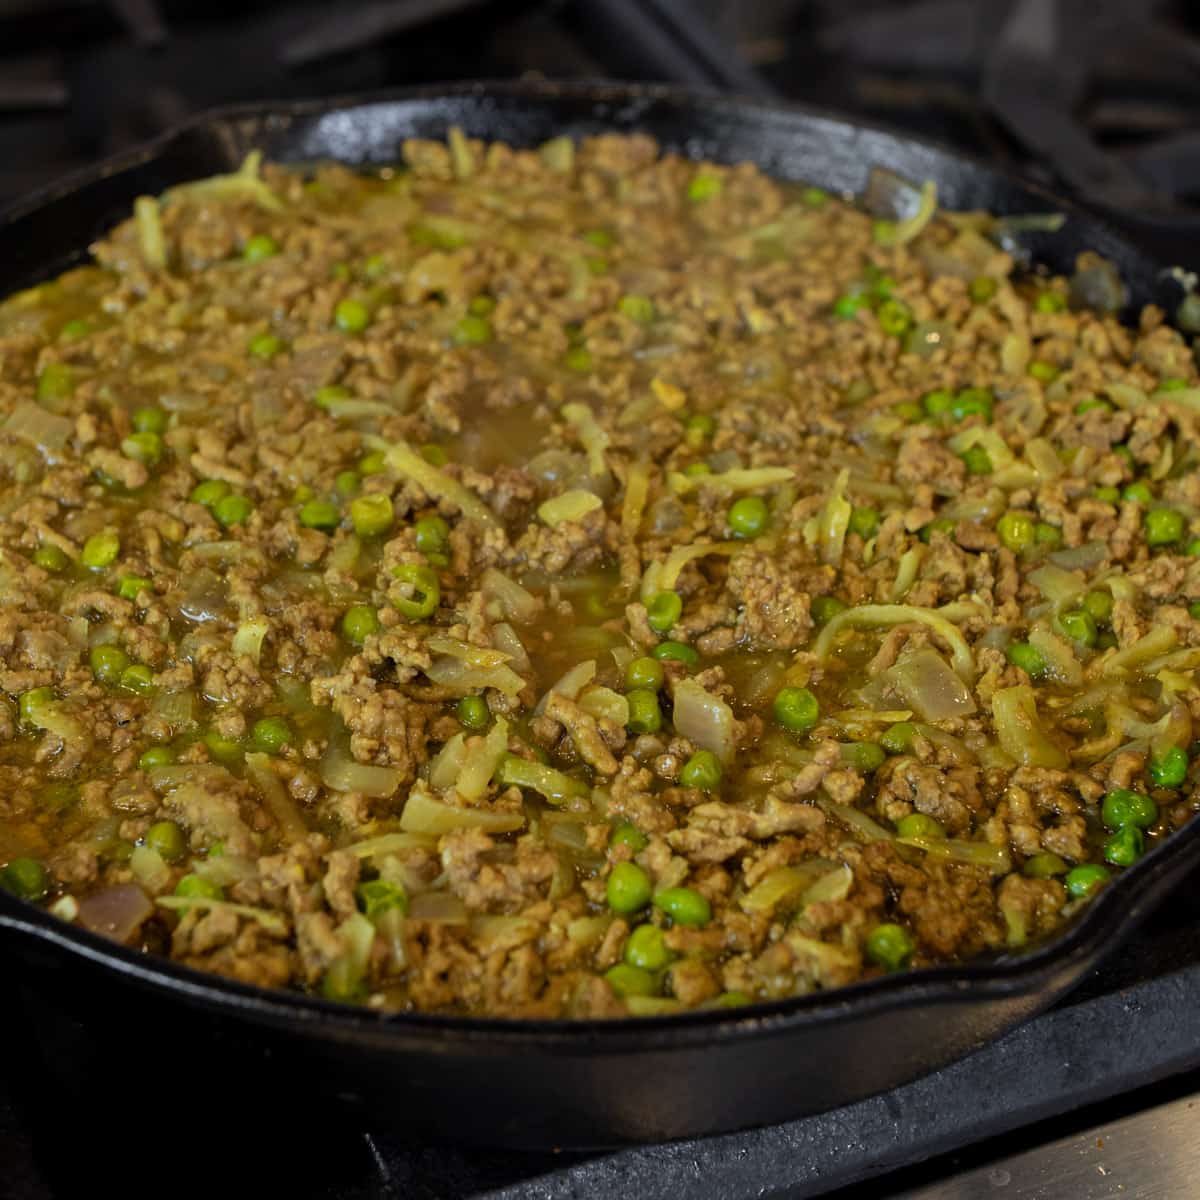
[{"left": 0, "top": 131, "right": 1197, "bottom": 1018}]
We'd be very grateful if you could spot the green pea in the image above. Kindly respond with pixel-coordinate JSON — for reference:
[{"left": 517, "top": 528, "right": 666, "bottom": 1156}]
[
  {"left": 120, "top": 431, "right": 163, "bottom": 468},
  {"left": 646, "top": 590, "right": 683, "bottom": 634},
  {"left": 357, "top": 878, "right": 408, "bottom": 920},
  {"left": 334, "top": 299, "right": 371, "bottom": 333},
  {"left": 467, "top": 295, "right": 495, "bottom": 318},
  {"left": 1, "top": 857, "right": 48, "bottom": 901},
  {"left": 583, "top": 228, "right": 614, "bottom": 249},
  {"left": 848, "top": 506, "right": 879, "bottom": 538},
  {"left": 298, "top": 499, "right": 340, "bottom": 531},
  {"left": 1149, "top": 746, "right": 1188, "bottom": 789},
  {"left": 585, "top": 255, "right": 609, "bottom": 275},
  {"left": 453, "top": 315, "right": 492, "bottom": 345},
  {"left": 145, "top": 820, "right": 186, "bottom": 863},
  {"left": 626, "top": 689, "right": 662, "bottom": 735},
  {"left": 833, "top": 292, "right": 869, "bottom": 320},
  {"left": 604, "top": 963, "right": 656, "bottom": 998},
  {"left": 1145, "top": 508, "right": 1184, "bottom": 546},
  {"left": 392, "top": 563, "right": 440, "bottom": 621},
  {"left": 251, "top": 716, "right": 292, "bottom": 755},
  {"left": 811, "top": 595, "right": 847, "bottom": 625},
  {"left": 203, "top": 730, "right": 243, "bottom": 765},
  {"left": 1006, "top": 641, "right": 1046, "bottom": 678},
  {"left": 414, "top": 515, "right": 450, "bottom": 556},
  {"left": 116, "top": 574, "right": 151, "bottom": 602},
  {"left": 952, "top": 387, "right": 994, "bottom": 422},
  {"left": 877, "top": 298, "right": 911, "bottom": 337},
  {"left": 313, "top": 384, "right": 351, "bottom": 410},
  {"left": 36, "top": 363, "right": 73, "bottom": 402},
  {"left": 773, "top": 686, "right": 819, "bottom": 734},
  {"left": 961, "top": 445, "right": 993, "bottom": 475},
  {"left": 686, "top": 462, "right": 714, "bottom": 479},
  {"left": 174, "top": 873, "right": 224, "bottom": 904},
  {"left": 607, "top": 861, "right": 653, "bottom": 913},
  {"left": 350, "top": 494, "right": 391, "bottom": 537},
  {"left": 727, "top": 495, "right": 768, "bottom": 539},
  {"left": 679, "top": 750, "right": 722, "bottom": 791},
  {"left": 1187, "top": 539, "right": 1200, "bottom": 557},
  {"left": 622, "top": 924, "right": 672, "bottom": 972},
  {"left": 1101, "top": 787, "right": 1157, "bottom": 830},
  {"left": 213, "top": 494, "right": 254, "bottom": 528},
  {"left": 335, "top": 470, "right": 360, "bottom": 497},
  {"left": 1023, "top": 851, "right": 1068, "bottom": 878},
  {"left": 1075, "top": 397, "right": 1111, "bottom": 415},
  {"left": 893, "top": 401, "right": 924, "bottom": 422},
  {"left": 138, "top": 745, "right": 175, "bottom": 771},
  {"left": 1083, "top": 589, "right": 1113, "bottom": 624},
  {"left": 1057, "top": 609, "right": 1097, "bottom": 647},
  {"left": 119, "top": 665, "right": 154, "bottom": 695},
  {"left": 996, "top": 512, "right": 1035, "bottom": 552},
  {"left": 1028, "top": 360, "right": 1059, "bottom": 383},
  {"left": 1190, "top": 602, "right": 1200, "bottom": 621},
  {"left": 1035, "top": 291, "right": 1067, "bottom": 313},
  {"left": 86, "top": 640, "right": 129, "bottom": 683},
  {"left": 610, "top": 821, "right": 649, "bottom": 853},
  {"left": 684, "top": 412, "right": 715, "bottom": 446},
  {"left": 1104, "top": 825, "right": 1144, "bottom": 868},
  {"left": 563, "top": 346, "right": 593, "bottom": 372},
  {"left": 1123, "top": 482, "right": 1154, "bottom": 506},
  {"left": 359, "top": 451, "right": 386, "bottom": 475},
  {"left": 865, "top": 923, "right": 914, "bottom": 971},
  {"left": 18, "top": 686, "right": 54, "bottom": 725},
  {"left": 880, "top": 722, "right": 918, "bottom": 755},
  {"left": 919, "top": 517, "right": 956, "bottom": 544},
  {"left": 921, "top": 388, "right": 955, "bottom": 417},
  {"left": 1159, "top": 377, "right": 1189, "bottom": 391},
  {"left": 687, "top": 173, "right": 722, "bottom": 202},
  {"left": 625, "top": 656, "right": 664, "bottom": 692},
  {"left": 653, "top": 886, "right": 711, "bottom": 927},
  {"left": 1065, "top": 863, "right": 1110, "bottom": 898},
  {"left": 652, "top": 640, "right": 699, "bottom": 668},
  {"left": 969, "top": 275, "right": 997, "bottom": 303},
  {"left": 843, "top": 741, "right": 886, "bottom": 773},
  {"left": 248, "top": 332, "right": 283, "bottom": 359},
  {"left": 132, "top": 406, "right": 166, "bottom": 435},
  {"left": 81, "top": 530, "right": 120, "bottom": 569},
  {"left": 1094, "top": 485, "right": 1121, "bottom": 503},
  {"left": 714, "top": 990, "right": 753, "bottom": 1008},
  {"left": 340, "top": 604, "right": 380, "bottom": 645},
  {"left": 618, "top": 294, "right": 656, "bottom": 324},
  {"left": 801, "top": 186, "right": 828, "bottom": 208},
  {"left": 896, "top": 812, "right": 944, "bottom": 839},
  {"left": 1034, "top": 522, "right": 1062, "bottom": 548},
  {"left": 872, "top": 218, "right": 897, "bottom": 244},
  {"left": 190, "top": 479, "right": 231, "bottom": 508},
  {"left": 33, "top": 544, "right": 69, "bottom": 572},
  {"left": 455, "top": 695, "right": 489, "bottom": 731},
  {"left": 59, "top": 318, "right": 91, "bottom": 341},
  {"left": 243, "top": 233, "right": 279, "bottom": 262}
]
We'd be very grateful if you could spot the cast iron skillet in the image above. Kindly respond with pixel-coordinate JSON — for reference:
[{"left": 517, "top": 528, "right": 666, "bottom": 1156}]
[{"left": 0, "top": 80, "right": 1194, "bottom": 1150}]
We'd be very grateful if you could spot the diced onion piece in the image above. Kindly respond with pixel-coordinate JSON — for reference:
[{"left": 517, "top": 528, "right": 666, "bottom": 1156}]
[
  {"left": 382, "top": 439, "right": 497, "bottom": 526},
  {"left": 400, "top": 780, "right": 524, "bottom": 835},
  {"left": 1025, "top": 438, "right": 1062, "bottom": 481},
  {"left": 1098, "top": 626, "right": 1177, "bottom": 679},
  {"left": 408, "top": 891, "right": 469, "bottom": 924},
  {"left": 77, "top": 883, "right": 154, "bottom": 943},
  {"left": 148, "top": 687, "right": 197, "bottom": 733},
  {"left": 455, "top": 717, "right": 510, "bottom": 802},
  {"left": 232, "top": 617, "right": 269, "bottom": 664},
  {"left": 134, "top": 195, "right": 167, "bottom": 269},
  {"left": 1028, "top": 627, "right": 1083, "bottom": 687},
  {"left": 429, "top": 732, "right": 466, "bottom": 791},
  {"left": 672, "top": 678, "right": 736, "bottom": 764},
  {"left": 536, "top": 660, "right": 596, "bottom": 714},
  {"left": 481, "top": 569, "right": 539, "bottom": 624},
  {"left": 866, "top": 171, "right": 938, "bottom": 245},
  {"left": 669, "top": 465, "right": 794, "bottom": 497},
  {"left": 319, "top": 744, "right": 403, "bottom": 798},
  {"left": 245, "top": 751, "right": 309, "bottom": 842},
  {"left": 496, "top": 753, "right": 589, "bottom": 806},
  {"left": 897, "top": 836, "right": 1012, "bottom": 874},
  {"left": 129, "top": 845, "right": 170, "bottom": 893},
  {"left": 801, "top": 863, "right": 853, "bottom": 906},
  {"left": 538, "top": 489, "right": 602, "bottom": 527},
  {"left": 1000, "top": 332, "right": 1030, "bottom": 376},
  {"left": 577, "top": 685, "right": 629, "bottom": 726},
  {"left": 562, "top": 402, "right": 610, "bottom": 480},
  {"left": 621, "top": 460, "right": 651, "bottom": 539},
  {"left": 4, "top": 402, "right": 74, "bottom": 455},
  {"left": 990, "top": 684, "right": 1068, "bottom": 768},
  {"left": 425, "top": 656, "right": 525, "bottom": 698},
  {"left": 884, "top": 645, "right": 977, "bottom": 720},
  {"left": 890, "top": 546, "right": 924, "bottom": 601},
  {"left": 814, "top": 604, "right": 975, "bottom": 680},
  {"left": 1028, "top": 563, "right": 1086, "bottom": 613},
  {"left": 740, "top": 862, "right": 834, "bottom": 914}
]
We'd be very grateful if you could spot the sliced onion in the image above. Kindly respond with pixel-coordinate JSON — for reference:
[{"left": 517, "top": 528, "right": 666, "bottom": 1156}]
[
  {"left": 884, "top": 646, "right": 977, "bottom": 721},
  {"left": 672, "top": 679, "right": 735, "bottom": 764}
]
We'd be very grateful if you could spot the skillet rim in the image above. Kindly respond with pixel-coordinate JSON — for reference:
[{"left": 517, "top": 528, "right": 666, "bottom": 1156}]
[{"left": 0, "top": 76, "right": 1192, "bottom": 1048}]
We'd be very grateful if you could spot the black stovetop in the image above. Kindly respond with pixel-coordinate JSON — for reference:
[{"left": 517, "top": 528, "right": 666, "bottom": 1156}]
[{"left": 4, "top": 2, "right": 1200, "bottom": 1196}]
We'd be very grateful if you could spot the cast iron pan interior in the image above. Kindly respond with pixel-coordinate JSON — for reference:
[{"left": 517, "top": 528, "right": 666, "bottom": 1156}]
[{"left": 0, "top": 81, "right": 1193, "bottom": 1146}]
